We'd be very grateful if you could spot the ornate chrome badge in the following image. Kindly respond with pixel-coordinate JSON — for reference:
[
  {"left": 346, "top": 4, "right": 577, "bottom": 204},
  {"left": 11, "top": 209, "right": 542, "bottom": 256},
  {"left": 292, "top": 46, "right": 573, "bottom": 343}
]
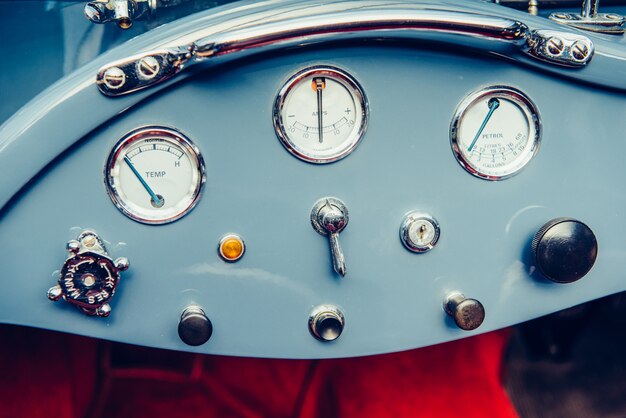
[{"left": 47, "top": 230, "right": 129, "bottom": 317}]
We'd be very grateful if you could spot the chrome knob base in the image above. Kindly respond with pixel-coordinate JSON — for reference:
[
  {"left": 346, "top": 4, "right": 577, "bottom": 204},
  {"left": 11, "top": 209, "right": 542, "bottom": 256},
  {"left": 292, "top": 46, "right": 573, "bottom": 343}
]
[
  {"left": 444, "top": 293, "right": 485, "bottom": 331},
  {"left": 309, "top": 305, "right": 345, "bottom": 342}
]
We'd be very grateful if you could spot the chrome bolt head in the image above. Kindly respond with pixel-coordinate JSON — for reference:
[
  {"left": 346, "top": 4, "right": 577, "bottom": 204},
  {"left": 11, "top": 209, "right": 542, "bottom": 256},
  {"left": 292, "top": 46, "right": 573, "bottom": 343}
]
[
  {"left": 102, "top": 67, "right": 126, "bottom": 90},
  {"left": 137, "top": 56, "right": 160, "bottom": 80},
  {"left": 546, "top": 37, "right": 564, "bottom": 56},
  {"left": 66, "top": 240, "right": 81, "bottom": 254},
  {"left": 84, "top": 2, "right": 106, "bottom": 23},
  {"left": 82, "top": 234, "right": 97, "bottom": 248},
  {"left": 114, "top": 257, "right": 130, "bottom": 271},
  {"left": 96, "top": 304, "right": 112, "bottom": 317},
  {"left": 47, "top": 285, "right": 63, "bottom": 301},
  {"left": 571, "top": 41, "right": 590, "bottom": 61}
]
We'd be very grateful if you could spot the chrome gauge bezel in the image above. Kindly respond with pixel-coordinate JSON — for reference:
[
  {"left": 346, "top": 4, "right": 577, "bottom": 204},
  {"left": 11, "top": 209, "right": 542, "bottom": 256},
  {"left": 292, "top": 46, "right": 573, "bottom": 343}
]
[
  {"left": 104, "top": 126, "right": 206, "bottom": 225},
  {"left": 450, "top": 86, "right": 541, "bottom": 181},
  {"left": 273, "top": 65, "right": 369, "bottom": 164}
]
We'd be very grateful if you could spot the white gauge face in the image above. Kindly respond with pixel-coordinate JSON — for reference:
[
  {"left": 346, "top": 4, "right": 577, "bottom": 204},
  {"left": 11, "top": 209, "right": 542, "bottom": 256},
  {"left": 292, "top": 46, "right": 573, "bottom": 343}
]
[
  {"left": 451, "top": 86, "right": 541, "bottom": 180},
  {"left": 274, "top": 66, "right": 368, "bottom": 164},
  {"left": 105, "top": 127, "right": 205, "bottom": 224}
]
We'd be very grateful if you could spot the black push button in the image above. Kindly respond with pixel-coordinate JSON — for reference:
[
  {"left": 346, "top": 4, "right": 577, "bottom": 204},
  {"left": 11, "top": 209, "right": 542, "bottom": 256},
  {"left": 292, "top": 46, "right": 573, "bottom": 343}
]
[{"left": 178, "top": 306, "right": 213, "bottom": 346}]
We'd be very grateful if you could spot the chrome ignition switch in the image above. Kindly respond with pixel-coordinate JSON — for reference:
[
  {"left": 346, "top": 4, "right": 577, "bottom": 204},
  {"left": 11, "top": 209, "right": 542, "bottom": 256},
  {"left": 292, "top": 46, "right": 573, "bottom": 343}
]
[
  {"left": 311, "top": 197, "right": 349, "bottom": 277},
  {"left": 400, "top": 212, "right": 440, "bottom": 253},
  {"left": 47, "top": 230, "right": 129, "bottom": 317}
]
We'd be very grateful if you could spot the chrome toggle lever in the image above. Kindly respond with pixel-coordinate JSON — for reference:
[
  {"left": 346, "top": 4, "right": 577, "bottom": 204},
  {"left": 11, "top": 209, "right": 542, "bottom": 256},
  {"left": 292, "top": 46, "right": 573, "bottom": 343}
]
[{"left": 311, "top": 198, "right": 349, "bottom": 277}]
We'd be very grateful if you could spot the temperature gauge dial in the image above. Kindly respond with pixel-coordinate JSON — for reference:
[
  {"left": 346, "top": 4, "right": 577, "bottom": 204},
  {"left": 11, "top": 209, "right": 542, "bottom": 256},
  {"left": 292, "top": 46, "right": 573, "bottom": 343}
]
[
  {"left": 273, "top": 66, "right": 368, "bottom": 164},
  {"left": 450, "top": 86, "right": 541, "bottom": 180},
  {"left": 105, "top": 127, "right": 205, "bottom": 224}
]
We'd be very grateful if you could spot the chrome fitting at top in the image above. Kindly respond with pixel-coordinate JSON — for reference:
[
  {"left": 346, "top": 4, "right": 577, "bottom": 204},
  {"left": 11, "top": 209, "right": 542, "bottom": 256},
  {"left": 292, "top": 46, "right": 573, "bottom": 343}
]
[
  {"left": 549, "top": 0, "right": 625, "bottom": 34},
  {"left": 84, "top": 0, "right": 156, "bottom": 29}
]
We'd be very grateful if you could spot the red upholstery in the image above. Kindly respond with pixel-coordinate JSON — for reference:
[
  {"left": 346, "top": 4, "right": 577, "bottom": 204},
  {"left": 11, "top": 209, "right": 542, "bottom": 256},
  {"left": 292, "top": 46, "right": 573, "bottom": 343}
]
[{"left": 0, "top": 325, "right": 516, "bottom": 418}]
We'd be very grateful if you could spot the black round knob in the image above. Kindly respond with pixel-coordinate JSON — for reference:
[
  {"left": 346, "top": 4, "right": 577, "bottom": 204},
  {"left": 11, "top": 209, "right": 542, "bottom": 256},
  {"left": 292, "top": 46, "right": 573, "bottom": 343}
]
[
  {"left": 444, "top": 293, "right": 485, "bottom": 331},
  {"left": 532, "top": 218, "right": 597, "bottom": 283},
  {"left": 178, "top": 306, "right": 213, "bottom": 346}
]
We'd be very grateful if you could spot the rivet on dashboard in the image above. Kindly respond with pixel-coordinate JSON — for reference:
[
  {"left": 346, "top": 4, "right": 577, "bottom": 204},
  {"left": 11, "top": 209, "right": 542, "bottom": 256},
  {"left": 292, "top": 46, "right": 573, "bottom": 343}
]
[{"left": 218, "top": 234, "right": 245, "bottom": 262}]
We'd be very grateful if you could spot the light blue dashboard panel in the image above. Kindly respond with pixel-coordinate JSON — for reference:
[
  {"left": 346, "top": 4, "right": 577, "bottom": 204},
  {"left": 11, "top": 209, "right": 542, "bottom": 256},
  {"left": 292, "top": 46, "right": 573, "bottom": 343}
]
[{"left": 1, "top": 0, "right": 626, "bottom": 359}]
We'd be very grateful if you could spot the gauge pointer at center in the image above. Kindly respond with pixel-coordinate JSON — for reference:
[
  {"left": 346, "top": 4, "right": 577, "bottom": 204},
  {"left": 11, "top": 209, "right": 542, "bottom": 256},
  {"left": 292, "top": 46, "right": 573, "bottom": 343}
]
[
  {"left": 123, "top": 155, "right": 164, "bottom": 207},
  {"left": 315, "top": 78, "right": 324, "bottom": 143},
  {"left": 467, "top": 98, "right": 500, "bottom": 152}
]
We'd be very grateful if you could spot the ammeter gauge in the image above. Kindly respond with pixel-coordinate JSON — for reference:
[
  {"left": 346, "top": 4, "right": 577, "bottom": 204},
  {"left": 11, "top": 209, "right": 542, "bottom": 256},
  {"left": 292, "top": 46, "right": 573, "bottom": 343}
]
[
  {"left": 450, "top": 86, "right": 541, "bottom": 180},
  {"left": 105, "top": 127, "right": 205, "bottom": 224},
  {"left": 273, "top": 66, "right": 368, "bottom": 164}
]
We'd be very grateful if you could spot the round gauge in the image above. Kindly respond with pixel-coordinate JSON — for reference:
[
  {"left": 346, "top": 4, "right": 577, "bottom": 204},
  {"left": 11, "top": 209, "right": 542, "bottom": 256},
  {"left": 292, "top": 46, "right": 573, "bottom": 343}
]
[
  {"left": 450, "top": 86, "right": 541, "bottom": 180},
  {"left": 105, "top": 127, "right": 205, "bottom": 224},
  {"left": 273, "top": 66, "right": 368, "bottom": 164}
]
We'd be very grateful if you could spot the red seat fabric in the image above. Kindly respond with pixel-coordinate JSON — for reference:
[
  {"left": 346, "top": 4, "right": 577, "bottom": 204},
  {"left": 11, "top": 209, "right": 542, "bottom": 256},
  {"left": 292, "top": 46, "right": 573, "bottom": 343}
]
[{"left": 0, "top": 325, "right": 516, "bottom": 418}]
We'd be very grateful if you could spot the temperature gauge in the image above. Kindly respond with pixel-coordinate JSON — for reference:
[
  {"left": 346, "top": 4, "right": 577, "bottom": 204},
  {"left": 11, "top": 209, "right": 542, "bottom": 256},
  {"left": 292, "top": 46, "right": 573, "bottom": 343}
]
[
  {"left": 105, "top": 127, "right": 205, "bottom": 224},
  {"left": 273, "top": 66, "right": 368, "bottom": 164},
  {"left": 450, "top": 86, "right": 541, "bottom": 180}
]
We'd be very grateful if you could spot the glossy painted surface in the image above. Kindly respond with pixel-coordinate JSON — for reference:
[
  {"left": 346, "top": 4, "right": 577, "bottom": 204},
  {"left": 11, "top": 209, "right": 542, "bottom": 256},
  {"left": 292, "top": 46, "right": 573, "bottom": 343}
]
[{"left": 1, "top": 0, "right": 626, "bottom": 358}]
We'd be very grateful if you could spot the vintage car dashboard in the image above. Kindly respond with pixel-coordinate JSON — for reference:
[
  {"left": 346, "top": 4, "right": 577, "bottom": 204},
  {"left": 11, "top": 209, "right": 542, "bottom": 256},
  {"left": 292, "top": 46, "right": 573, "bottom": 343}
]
[{"left": 1, "top": 0, "right": 625, "bottom": 359}]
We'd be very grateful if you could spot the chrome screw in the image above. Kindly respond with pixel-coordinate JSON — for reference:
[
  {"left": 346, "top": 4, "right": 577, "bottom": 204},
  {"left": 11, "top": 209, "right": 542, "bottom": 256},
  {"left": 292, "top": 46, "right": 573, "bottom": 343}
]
[
  {"left": 84, "top": 2, "right": 106, "bottom": 23},
  {"left": 571, "top": 41, "right": 590, "bottom": 61},
  {"left": 137, "top": 56, "right": 160, "bottom": 80},
  {"left": 102, "top": 67, "right": 126, "bottom": 90},
  {"left": 546, "top": 37, "right": 564, "bottom": 56}
]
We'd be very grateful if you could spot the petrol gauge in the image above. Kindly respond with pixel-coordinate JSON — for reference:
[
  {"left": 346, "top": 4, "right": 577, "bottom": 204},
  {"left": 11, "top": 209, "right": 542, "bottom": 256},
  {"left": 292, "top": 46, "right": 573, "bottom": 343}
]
[
  {"left": 105, "top": 127, "right": 205, "bottom": 224},
  {"left": 273, "top": 66, "right": 368, "bottom": 164},
  {"left": 450, "top": 86, "right": 541, "bottom": 180}
]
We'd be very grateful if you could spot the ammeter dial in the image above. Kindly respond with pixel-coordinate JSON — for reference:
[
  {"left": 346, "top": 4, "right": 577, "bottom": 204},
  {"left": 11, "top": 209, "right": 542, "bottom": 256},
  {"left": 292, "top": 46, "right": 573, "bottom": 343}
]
[
  {"left": 273, "top": 66, "right": 368, "bottom": 164},
  {"left": 105, "top": 127, "right": 205, "bottom": 224},
  {"left": 450, "top": 86, "right": 541, "bottom": 180}
]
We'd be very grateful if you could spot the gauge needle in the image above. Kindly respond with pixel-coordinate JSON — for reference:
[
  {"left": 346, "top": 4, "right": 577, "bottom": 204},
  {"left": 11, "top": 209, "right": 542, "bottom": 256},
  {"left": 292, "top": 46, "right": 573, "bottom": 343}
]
[
  {"left": 467, "top": 98, "right": 500, "bottom": 152},
  {"left": 315, "top": 78, "right": 324, "bottom": 143},
  {"left": 123, "top": 156, "right": 164, "bottom": 207}
]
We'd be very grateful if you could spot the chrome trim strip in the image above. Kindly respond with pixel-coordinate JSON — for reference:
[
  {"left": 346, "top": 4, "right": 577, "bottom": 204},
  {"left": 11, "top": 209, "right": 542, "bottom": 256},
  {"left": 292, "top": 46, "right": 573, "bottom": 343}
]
[{"left": 96, "top": 0, "right": 592, "bottom": 96}]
